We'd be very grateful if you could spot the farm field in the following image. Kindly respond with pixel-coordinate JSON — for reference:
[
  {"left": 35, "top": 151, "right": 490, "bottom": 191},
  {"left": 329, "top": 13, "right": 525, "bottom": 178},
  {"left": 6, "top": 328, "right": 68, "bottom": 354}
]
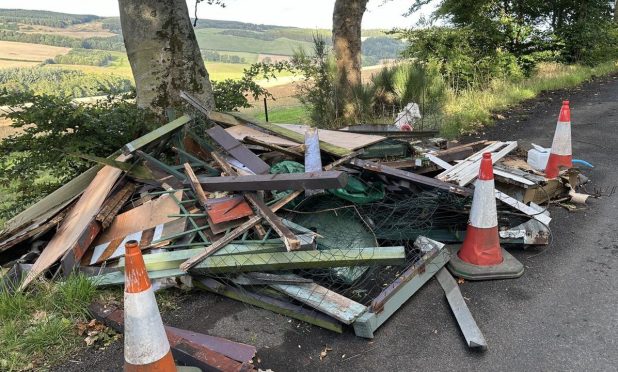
[
  {"left": 0, "top": 40, "right": 70, "bottom": 62},
  {"left": 17, "top": 21, "right": 116, "bottom": 39}
]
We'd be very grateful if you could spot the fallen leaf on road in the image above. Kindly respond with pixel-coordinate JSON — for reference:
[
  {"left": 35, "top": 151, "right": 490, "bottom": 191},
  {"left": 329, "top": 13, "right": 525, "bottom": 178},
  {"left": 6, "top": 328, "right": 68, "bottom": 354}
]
[{"left": 320, "top": 346, "right": 333, "bottom": 361}]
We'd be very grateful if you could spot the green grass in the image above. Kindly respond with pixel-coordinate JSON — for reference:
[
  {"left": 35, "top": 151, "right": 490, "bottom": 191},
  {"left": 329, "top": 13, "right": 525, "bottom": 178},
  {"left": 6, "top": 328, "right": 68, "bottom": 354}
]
[
  {"left": 194, "top": 28, "right": 314, "bottom": 56},
  {"left": 255, "top": 105, "right": 310, "bottom": 123},
  {"left": 442, "top": 61, "right": 618, "bottom": 137},
  {"left": 0, "top": 274, "right": 99, "bottom": 371}
]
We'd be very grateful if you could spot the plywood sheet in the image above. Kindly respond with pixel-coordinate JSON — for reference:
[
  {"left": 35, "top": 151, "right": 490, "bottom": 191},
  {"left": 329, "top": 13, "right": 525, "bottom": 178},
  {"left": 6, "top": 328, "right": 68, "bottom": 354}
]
[
  {"left": 94, "top": 191, "right": 183, "bottom": 244},
  {"left": 19, "top": 155, "right": 130, "bottom": 290},
  {"left": 225, "top": 125, "right": 298, "bottom": 147},
  {"left": 276, "top": 124, "right": 385, "bottom": 151}
]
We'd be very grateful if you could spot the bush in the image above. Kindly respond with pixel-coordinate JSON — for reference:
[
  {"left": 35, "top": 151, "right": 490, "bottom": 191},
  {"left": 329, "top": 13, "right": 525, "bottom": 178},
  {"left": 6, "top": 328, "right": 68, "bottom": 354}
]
[{"left": 0, "top": 91, "right": 154, "bottom": 220}]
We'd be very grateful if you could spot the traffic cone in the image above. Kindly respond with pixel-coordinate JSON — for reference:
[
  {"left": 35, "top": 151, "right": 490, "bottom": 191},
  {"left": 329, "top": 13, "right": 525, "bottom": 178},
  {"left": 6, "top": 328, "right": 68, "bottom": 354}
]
[
  {"left": 448, "top": 153, "right": 524, "bottom": 280},
  {"left": 545, "top": 101, "right": 573, "bottom": 178},
  {"left": 123, "top": 240, "right": 177, "bottom": 372}
]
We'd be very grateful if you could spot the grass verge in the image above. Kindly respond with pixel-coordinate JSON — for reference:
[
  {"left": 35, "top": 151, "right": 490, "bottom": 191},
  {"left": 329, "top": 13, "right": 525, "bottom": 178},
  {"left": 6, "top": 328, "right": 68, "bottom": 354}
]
[
  {"left": 442, "top": 61, "right": 618, "bottom": 137},
  {"left": 0, "top": 274, "right": 103, "bottom": 371}
]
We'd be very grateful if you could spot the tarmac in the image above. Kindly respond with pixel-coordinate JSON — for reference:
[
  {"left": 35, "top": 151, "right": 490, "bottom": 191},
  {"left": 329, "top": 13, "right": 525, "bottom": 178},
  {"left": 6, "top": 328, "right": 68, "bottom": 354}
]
[{"left": 55, "top": 75, "right": 618, "bottom": 372}]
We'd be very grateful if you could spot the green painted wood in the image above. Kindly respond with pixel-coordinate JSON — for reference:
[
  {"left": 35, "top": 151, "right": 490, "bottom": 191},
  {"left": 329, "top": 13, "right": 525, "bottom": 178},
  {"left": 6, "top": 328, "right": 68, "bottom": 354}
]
[
  {"left": 91, "top": 268, "right": 184, "bottom": 287},
  {"left": 190, "top": 247, "right": 406, "bottom": 274},
  {"left": 195, "top": 278, "right": 343, "bottom": 333},
  {"left": 352, "top": 242, "right": 449, "bottom": 338},
  {"left": 271, "top": 280, "right": 367, "bottom": 324},
  {"left": 116, "top": 243, "right": 286, "bottom": 271},
  {"left": 228, "top": 112, "right": 351, "bottom": 157},
  {"left": 122, "top": 115, "right": 192, "bottom": 154}
]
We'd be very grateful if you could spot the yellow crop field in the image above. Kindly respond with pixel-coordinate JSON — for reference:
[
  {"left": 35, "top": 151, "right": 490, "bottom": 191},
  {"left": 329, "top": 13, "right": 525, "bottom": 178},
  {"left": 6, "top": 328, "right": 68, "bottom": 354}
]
[{"left": 0, "top": 41, "right": 70, "bottom": 63}]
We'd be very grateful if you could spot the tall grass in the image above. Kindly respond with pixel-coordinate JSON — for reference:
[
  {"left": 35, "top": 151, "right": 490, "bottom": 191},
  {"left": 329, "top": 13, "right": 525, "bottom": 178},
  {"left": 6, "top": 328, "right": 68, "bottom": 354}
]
[
  {"left": 0, "top": 274, "right": 97, "bottom": 371},
  {"left": 442, "top": 61, "right": 618, "bottom": 137}
]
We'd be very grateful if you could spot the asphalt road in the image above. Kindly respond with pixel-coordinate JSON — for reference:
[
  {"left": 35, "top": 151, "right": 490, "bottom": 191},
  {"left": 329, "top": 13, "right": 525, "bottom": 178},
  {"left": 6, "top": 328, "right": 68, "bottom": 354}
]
[{"left": 56, "top": 75, "right": 618, "bottom": 372}]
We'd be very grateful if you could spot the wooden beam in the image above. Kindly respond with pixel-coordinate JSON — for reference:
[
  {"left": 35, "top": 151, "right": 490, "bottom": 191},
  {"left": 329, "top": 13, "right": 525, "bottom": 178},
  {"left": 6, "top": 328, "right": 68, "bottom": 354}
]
[
  {"left": 122, "top": 115, "right": 192, "bottom": 154},
  {"left": 353, "top": 237, "right": 449, "bottom": 338},
  {"left": 206, "top": 124, "right": 270, "bottom": 174},
  {"left": 194, "top": 171, "right": 348, "bottom": 192},
  {"left": 228, "top": 112, "right": 352, "bottom": 157},
  {"left": 271, "top": 280, "right": 367, "bottom": 324},
  {"left": 349, "top": 158, "right": 472, "bottom": 197},
  {"left": 183, "top": 163, "right": 208, "bottom": 208},
  {"left": 243, "top": 136, "right": 304, "bottom": 160},
  {"left": 195, "top": 278, "right": 343, "bottom": 333},
  {"left": 190, "top": 247, "right": 406, "bottom": 274}
]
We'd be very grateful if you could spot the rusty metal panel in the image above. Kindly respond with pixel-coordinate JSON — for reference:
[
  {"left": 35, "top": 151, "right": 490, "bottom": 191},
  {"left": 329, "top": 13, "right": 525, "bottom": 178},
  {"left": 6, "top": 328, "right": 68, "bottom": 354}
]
[
  {"left": 194, "top": 171, "right": 348, "bottom": 192},
  {"left": 206, "top": 196, "right": 254, "bottom": 224},
  {"left": 206, "top": 125, "right": 270, "bottom": 175}
]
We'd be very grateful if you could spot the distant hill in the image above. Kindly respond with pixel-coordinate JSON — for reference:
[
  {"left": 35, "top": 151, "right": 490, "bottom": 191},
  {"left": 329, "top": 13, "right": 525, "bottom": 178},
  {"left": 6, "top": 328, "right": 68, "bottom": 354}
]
[{"left": 0, "top": 8, "right": 404, "bottom": 62}]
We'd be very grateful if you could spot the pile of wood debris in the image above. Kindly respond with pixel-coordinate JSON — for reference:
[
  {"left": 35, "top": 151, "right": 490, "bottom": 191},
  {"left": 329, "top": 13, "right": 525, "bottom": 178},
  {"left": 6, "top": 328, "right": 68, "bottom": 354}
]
[{"left": 0, "top": 92, "right": 592, "bottom": 360}]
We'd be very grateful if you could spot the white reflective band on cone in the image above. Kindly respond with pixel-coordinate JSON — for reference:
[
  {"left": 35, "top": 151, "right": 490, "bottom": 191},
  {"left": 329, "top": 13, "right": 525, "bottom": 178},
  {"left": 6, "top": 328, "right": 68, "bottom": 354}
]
[
  {"left": 124, "top": 287, "right": 171, "bottom": 365},
  {"left": 550, "top": 122, "right": 572, "bottom": 156},
  {"left": 469, "top": 179, "right": 498, "bottom": 228}
]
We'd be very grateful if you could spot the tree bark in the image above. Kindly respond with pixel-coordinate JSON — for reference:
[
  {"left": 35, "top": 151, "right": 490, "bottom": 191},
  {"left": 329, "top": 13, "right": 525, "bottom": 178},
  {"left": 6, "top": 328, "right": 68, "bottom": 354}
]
[
  {"left": 118, "top": 0, "right": 215, "bottom": 121},
  {"left": 332, "top": 0, "right": 368, "bottom": 125}
]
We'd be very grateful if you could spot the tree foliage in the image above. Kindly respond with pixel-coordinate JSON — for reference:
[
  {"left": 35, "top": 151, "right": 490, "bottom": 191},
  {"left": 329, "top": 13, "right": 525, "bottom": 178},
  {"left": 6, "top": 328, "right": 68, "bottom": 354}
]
[
  {"left": 0, "top": 91, "right": 154, "bottom": 219},
  {"left": 0, "top": 67, "right": 132, "bottom": 98}
]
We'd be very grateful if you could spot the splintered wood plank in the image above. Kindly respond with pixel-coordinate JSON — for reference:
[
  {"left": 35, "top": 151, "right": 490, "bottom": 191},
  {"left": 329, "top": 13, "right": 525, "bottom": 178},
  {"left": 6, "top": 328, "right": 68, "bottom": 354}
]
[
  {"left": 19, "top": 154, "right": 130, "bottom": 290},
  {"left": 206, "top": 196, "right": 253, "bottom": 225},
  {"left": 93, "top": 191, "right": 183, "bottom": 244},
  {"left": 225, "top": 125, "right": 298, "bottom": 147},
  {"left": 183, "top": 163, "right": 209, "bottom": 208},
  {"left": 271, "top": 281, "right": 367, "bottom": 324},
  {"left": 276, "top": 123, "right": 385, "bottom": 151},
  {"left": 122, "top": 115, "right": 192, "bottom": 154}
]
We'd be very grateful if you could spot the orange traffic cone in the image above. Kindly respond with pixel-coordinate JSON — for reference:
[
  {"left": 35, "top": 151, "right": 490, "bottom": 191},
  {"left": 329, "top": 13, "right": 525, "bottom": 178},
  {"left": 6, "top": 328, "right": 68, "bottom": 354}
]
[
  {"left": 448, "top": 153, "right": 524, "bottom": 280},
  {"left": 545, "top": 101, "right": 573, "bottom": 178},
  {"left": 124, "top": 240, "right": 177, "bottom": 372}
]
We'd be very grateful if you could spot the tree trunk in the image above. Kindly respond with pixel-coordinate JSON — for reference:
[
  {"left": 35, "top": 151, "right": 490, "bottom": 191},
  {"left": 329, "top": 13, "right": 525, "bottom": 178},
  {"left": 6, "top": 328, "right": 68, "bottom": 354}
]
[
  {"left": 118, "top": 0, "right": 215, "bottom": 121},
  {"left": 332, "top": 0, "right": 368, "bottom": 125}
]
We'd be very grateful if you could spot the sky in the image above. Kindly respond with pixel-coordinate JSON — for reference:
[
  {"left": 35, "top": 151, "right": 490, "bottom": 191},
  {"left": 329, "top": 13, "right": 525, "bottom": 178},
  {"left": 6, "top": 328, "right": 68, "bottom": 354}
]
[{"left": 0, "top": 0, "right": 427, "bottom": 29}]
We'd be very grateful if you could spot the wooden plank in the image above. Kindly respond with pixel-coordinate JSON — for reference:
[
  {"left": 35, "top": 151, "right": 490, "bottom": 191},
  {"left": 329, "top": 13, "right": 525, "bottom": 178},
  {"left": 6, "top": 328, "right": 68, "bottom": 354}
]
[
  {"left": 190, "top": 247, "right": 406, "bottom": 274},
  {"left": 277, "top": 123, "right": 385, "bottom": 151},
  {"left": 195, "top": 278, "right": 343, "bottom": 333},
  {"left": 179, "top": 190, "right": 303, "bottom": 271},
  {"left": 271, "top": 280, "right": 367, "bottom": 324},
  {"left": 495, "top": 190, "right": 552, "bottom": 225},
  {"left": 457, "top": 141, "right": 518, "bottom": 186},
  {"left": 436, "top": 141, "right": 503, "bottom": 181},
  {"left": 183, "top": 163, "right": 209, "bottom": 208},
  {"left": 210, "top": 152, "right": 300, "bottom": 251},
  {"left": 349, "top": 159, "right": 472, "bottom": 197},
  {"left": 206, "top": 196, "right": 253, "bottom": 224},
  {"left": 244, "top": 194, "right": 301, "bottom": 251},
  {"left": 243, "top": 136, "right": 304, "bottom": 160},
  {"left": 88, "top": 218, "right": 187, "bottom": 265},
  {"left": 436, "top": 268, "right": 487, "bottom": 349},
  {"left": 93, "top": 191, "right": 183, "bottom": 244},
  {"left": 353, "top": 238, "right": 449, "bottom": 338},
  {"left": 194, "top": 171, "right": 348, "bottom": 192},
  {"left": 19, "top": 154, "right": 130, "bottom": 290},
  {"left": 228, "top": 112, "right": 352, "bottom": 157},
  {"left": 122, "top": 115, "right": 192, "bottom": 154},
  {"left": 206, "top": 125, "right": 270, "bottom": 175},
  {"left": 226, "top": 126, "right": 298, "bottom": 147}
]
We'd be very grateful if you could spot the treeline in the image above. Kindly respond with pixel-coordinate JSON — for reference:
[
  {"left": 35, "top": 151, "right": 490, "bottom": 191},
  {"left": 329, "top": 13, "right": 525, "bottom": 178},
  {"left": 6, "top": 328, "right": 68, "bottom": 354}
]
[
  {"left": 220, "top": 29, "right": 278, "bottom": 41},
  {"left": 0, "top": 30, "right": 125, "bottom": 51},
  {"left": 0, "top": 22, "right": 18, "bottom": 30},
  {"left": 46, "top": 49, "right": 114, "bottom": 66},
  {"left": 202, "top": 50, "right": 247, "bottom": 64},
  {"left": 100, "top": 17, "right": 122, "bottom": 34},
  {"left": 362, "top": 37, "right": 405, "bottom": 66},
  {"left": 0, "top": 67, "right": 132, "bottom": 97},
  {"left": 194, "top": 18, "right": 283, "bottom": 31},
  {"left": 399, "top": 0, "right": 618, "bottom": 91},
  {"left": 0, "top": 9, "right": 99, "bottom": 28}
]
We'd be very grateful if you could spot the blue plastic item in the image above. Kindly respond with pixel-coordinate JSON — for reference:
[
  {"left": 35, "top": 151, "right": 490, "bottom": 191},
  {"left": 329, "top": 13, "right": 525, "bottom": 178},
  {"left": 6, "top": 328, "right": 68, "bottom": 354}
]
[{"left": 573, "top": 159, "right": 594, "bottom": 168}]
